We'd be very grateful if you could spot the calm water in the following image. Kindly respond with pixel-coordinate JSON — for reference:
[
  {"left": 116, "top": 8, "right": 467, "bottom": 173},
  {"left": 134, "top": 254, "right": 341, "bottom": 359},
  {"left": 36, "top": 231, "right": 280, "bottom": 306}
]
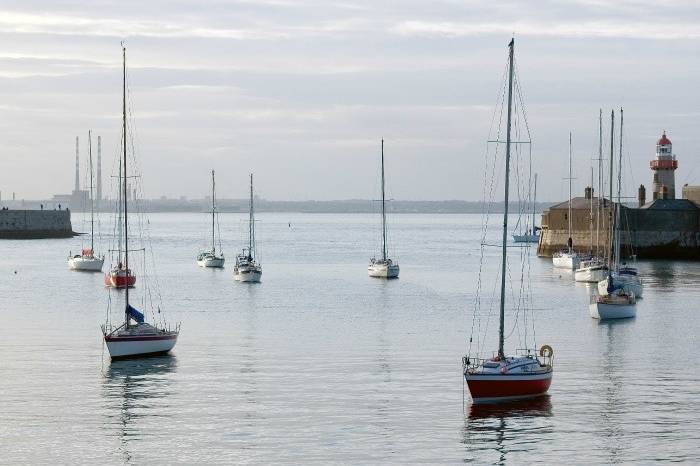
[{"left": 1, "top": 212, "right": 699, "bottom": 464}]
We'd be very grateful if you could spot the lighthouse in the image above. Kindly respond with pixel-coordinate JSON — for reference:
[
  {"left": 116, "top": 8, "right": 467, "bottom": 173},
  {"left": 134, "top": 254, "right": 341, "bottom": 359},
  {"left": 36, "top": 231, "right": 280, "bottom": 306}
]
[{"left": 650, "top": 131, "right": 677, "bottom": 200}]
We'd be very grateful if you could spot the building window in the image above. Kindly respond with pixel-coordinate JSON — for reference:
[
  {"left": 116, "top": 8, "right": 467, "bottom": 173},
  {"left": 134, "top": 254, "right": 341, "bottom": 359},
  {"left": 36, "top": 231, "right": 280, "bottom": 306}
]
[{"left": 653, "top": 173, "right": 659, "bottom": 183}]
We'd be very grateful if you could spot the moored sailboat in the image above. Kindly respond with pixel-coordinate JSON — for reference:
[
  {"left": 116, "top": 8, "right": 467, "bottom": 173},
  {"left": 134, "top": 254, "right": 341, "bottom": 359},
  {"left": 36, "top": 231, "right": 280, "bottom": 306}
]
[
  {"left": 368, "top": 139, "right": 399, "bottom": 278},
  {"left": 553, "top": 133, "right": 581, "bottom": 269},
  {"left": 463, "top": 39, "right": 553, "bottom": 403},
  {"left": 234, "top": 174, "right": 262, "bottom": 283},
  {"left": 197, "top": 169, "right": 225, "bottom": 268},
  {"left": 69, "top": 131, "right": 105, "bottom": 272},
  {"left": 101, "top": 44, "right": 179, "bottom": 359},
  {"left": 590, "top": 109, "right": 637, "bottom": 319}
]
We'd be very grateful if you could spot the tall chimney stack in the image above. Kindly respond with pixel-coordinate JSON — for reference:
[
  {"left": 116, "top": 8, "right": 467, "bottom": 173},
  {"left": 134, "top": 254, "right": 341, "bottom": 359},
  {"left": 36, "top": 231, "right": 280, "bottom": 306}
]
[
  {"left": 74, "top": 136, "right": 80, "bottom": 193},
  {"left": 638, "top": 184, "right": 646, "bottom": 207},
  {"left": 97, "top": 135, "right": 102, "bottom": 204}
]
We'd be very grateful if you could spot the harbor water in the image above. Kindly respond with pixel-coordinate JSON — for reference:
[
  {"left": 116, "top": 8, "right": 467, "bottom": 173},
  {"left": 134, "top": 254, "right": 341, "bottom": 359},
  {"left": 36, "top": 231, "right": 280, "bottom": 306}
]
[{"left": 1, "top": 212, "right": 699, "bottom": 464}]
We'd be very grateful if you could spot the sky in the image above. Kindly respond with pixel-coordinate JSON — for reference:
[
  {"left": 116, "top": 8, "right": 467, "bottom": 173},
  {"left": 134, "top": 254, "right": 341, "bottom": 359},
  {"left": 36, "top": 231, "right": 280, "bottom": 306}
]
[{"left": 0, "top": 0, "right": 699, "bottom": 202}]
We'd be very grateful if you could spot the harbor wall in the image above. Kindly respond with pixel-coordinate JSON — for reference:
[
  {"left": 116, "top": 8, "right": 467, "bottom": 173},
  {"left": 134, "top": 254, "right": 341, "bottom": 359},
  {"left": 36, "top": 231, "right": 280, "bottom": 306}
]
[
  {"left": 537, "top": 199, "right": 700, "bottom": 259},
  {"left": 0, "top": 210, "right": 75, "bottom": 239}
]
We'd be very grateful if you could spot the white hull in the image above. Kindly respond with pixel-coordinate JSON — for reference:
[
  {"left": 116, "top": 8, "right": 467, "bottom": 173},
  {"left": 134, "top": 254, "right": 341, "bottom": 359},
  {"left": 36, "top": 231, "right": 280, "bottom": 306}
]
[
  {"left": 234, "top": 269, "right": 262, "bottom": 282},
  {"left": 589, "top": 301, "right": 636, "bottom": 319},
  {"left": 368, "top": 264, "right": 400, "bottom": 278},
  {"left": 197, "top": 257, "right": 225, "bottom": 268},
  {"left": 597, "top": 276, "right": 643, "bottom": 298},
  {"left": 105, "top": 336, "right": 178, "bottom": 358},
  {"left": 552, "top": 254, "right": 580, "bottom": 270},
  {"left": 574, "top": 267, "right": 608, "bottom": 283},
  {"left": 512, "top": 234, "right": 538, "bottom": 243},
  {"left": 68, "top": 256, "right": 104, "bottom": 271}
]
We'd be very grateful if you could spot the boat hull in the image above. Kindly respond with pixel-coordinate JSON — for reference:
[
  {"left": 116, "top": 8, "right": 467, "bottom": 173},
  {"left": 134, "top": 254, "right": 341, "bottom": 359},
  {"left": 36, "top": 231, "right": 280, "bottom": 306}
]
[
  {"left": 574, "top": 267, "right": 608, "bottom": 283},
  {"left": 589, "top": 301, "right": 636, "bottom": 319},
  {"left": 105, "top": 274, "right": 136, "bottom": 288},
  {"left": 513, "top": 234, "right": 538, "bottom": 243},
  {"left": 597, "top": 277, "right": 643, "bottom": 298},
  {"left": 465, "top": 371, "right": 552, "bottom": 403},
  {"left": 68, "top": 256, "right": 104, "bottom": 271},
  {"left": 105, "top": 333, "right": 178, "bottom": 359},
  {"left": 368, "top": 264, "right": 400, "bottom": 278},
  {"left": 197, "top": 257, "right": 225, "bottom": 268},
  {"left": 234, "top": 269, "right": 262, "bottom": 282},
  {"left": 552, "top": 254, "right": 580, "bottom": 269}
]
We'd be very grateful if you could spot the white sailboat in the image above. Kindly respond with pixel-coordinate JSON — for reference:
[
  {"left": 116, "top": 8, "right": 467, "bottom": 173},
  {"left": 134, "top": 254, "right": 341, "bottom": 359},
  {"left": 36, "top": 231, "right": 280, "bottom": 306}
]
[
  {"left": 591, "top": 109, "right": 636, "bottom": 319},
  {"left": 368, "top": 139, "right": 399, "bottom": 278},
  {"left": 69, "top": 131, "right": 105, "bottom": 272},
  {"left": 463, "top": 39, "right": 553, "bottom": 403},
  {"left": 553, "top": 133, "right": 581, "bottom": 269},
  {"left": 513, "top": 173, "right": 539, "bottom": 243},
  {"left": 234, "top": 174, "right": 262, "bottom": 283},
  {"left": 197, "top": 169, "right": 225, "bottom": 268},
  {"left": 101, "top": 44, "right": 179, "bottom": 358},
  {"left": 575, "top": 112, "right": 608, "bottom": 283}
]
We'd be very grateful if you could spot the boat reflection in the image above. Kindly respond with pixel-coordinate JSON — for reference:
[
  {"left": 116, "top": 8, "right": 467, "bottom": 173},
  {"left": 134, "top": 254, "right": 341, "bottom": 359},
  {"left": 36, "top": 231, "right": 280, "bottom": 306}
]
[
  {"left": 102, "top": 355, "right": 178, "bottom": 464},
  {"left": 462, "top": 395, "right": 552, "bottom": 463}
]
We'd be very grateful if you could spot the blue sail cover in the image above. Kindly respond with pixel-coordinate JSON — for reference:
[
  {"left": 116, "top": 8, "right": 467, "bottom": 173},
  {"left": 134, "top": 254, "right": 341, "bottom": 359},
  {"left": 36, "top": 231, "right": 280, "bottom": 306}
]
[{"left": 127, "top": 304, "right": 145, "bottom": 323}]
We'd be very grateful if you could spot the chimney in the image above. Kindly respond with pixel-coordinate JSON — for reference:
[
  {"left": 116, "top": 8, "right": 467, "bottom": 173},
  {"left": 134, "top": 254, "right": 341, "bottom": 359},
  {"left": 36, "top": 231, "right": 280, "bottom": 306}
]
[
  {"left": 638, "top": 184, "right": 646, "bottom": 207},
  {"left": 74, "top": 136, "right": 80, "bottom": 193},
  {"left": 584, "top": 186, "right": 593, "bottom": 200},
  {"left": 97, "top": 135, "right": 102, "bottom": 203}
]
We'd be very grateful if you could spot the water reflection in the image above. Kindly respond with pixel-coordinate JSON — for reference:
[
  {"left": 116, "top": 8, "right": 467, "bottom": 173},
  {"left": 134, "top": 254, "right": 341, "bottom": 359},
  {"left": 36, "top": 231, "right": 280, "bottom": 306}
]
[
  {"left": 462, "top": 396, "right": 552, "bottom": 464},
  {"left": 102, "top": 355, "right": 178, "bottom": 464}
]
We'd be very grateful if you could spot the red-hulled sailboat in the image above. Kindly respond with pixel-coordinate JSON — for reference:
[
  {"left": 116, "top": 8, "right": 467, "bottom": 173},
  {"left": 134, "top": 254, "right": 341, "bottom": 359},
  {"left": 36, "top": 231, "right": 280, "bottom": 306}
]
[{"left": 462, "top": 39, "right": 553, "bottom": 404}]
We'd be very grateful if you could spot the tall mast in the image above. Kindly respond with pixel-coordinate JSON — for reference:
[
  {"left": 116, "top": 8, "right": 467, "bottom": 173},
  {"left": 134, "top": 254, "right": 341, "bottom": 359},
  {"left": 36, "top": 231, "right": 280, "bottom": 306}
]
[
  {"left": 532, "top": 173, "right": 537, "bottom": 235},
  {"left": 568, "top": 132, "right": 573, "bottom": 253},
  {"left": 597, "top": 109, "right": 602, "bottom": 256},
  {"left": 88, "top": 130, "right": 94, "bottom": 252},
  {"left": 615, "top": 109, "right": 624, "bottom": 272},
  {"left": 122, "top": 44, "right": 130, "bottom": 321},
  {"left": 589, "top": 166, "right": 593, "bottom": 254},
  {"left": 381, "top": 139, "right": 387, "bottom": 262},
  {"left": 211, "top": 169, "right": 216, "bottom": 253},
  {"left": 498, "top": 38, "right": 515, "bottom": 359},
  {"left": 608, "top": 110, "right": 615, "bottom": 269},
  {"left": 249, "top": 173, "right": 254, "bottom": 259}
]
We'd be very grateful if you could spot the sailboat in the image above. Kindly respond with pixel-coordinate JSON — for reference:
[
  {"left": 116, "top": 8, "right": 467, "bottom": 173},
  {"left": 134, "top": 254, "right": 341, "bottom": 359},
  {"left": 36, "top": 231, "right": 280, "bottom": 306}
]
[
  {"left": 552, "top": 133, "right": 581, "bottom": 269},
  {"left": 234, "top": 174, "right": 262, "bottom": 282},
  {"left": 368, "top": 139, "right": 399, "bottom": 278},
  {"left": 513, "top": 173, "right": 539, "bottom": 243},
  {"left": 575, "top": 112, "right": 608, "bottom": 283},
  {"left": 101, "top": 44, "right": 179, "bottom": 359},
  {"left": 197, "top": 170, "right": 225, "bottom": 268},
  {"left": 463, "top": 39, "right": 553, "bottom": 403},
  {"left": 591, "top": 109, "right": 636, "bottom": 319},
  {"left": 69, "top": 130, "right": 105, "bottom": 272},
  {"left": 104, "top": 151, "right": 136, "bottom": 289}
]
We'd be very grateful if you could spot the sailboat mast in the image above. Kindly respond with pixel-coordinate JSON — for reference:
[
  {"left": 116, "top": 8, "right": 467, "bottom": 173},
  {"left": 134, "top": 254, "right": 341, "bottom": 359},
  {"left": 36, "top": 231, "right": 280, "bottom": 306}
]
[
  {"left": 122, "top": 44, "right": 130, "bottom": 320},
  {"left": 381, "top": 139, "right": 387, "bottom": 262},
  {"left": 589, "top": 166, "right": 593, "bottom": 253},
  {"left": 615, "top": 109, "right": 624, "bottom": 271},
  {"left": 249, "top": 173, "right": 254, "bottom": 259},
  {"left": 532, "top": 173, "right": 537, "bottom": 235},
  {"left": 88, "top": 130, "right": 94, "bottom": 252},
  {"left": 568, "top": 132, "right": 573, "bottom": 253},
  {"left": 597, "top": 109, "right": 602, "bottom": 256},
  {"left": 211, "top": 169, "right": 216, "bottom": 254},
  {"left": 498, "top": 38, "right": 515, "bottom": 359},
  {"left": 608, "top": 110, "right": 615, "bottom": 268}
]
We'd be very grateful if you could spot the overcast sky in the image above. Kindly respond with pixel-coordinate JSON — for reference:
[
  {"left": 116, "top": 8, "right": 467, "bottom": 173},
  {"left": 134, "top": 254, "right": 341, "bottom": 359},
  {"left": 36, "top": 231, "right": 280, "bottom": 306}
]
[{"left": 1, "top": 0, "right": 699, "bottom": 202}]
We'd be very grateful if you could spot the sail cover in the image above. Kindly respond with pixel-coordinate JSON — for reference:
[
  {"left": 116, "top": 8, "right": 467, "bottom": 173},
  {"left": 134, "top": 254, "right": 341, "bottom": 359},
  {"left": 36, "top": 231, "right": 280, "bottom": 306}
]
[{"left": 127, "top": 305, "right": 145, "bottom": 323}]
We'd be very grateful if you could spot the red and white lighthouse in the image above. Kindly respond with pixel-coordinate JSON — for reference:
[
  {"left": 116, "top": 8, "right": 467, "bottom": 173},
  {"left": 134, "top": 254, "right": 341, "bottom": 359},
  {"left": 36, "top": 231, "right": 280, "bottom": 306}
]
[{"left": 650, "top": 131, "right": 677, "bottom": 200}]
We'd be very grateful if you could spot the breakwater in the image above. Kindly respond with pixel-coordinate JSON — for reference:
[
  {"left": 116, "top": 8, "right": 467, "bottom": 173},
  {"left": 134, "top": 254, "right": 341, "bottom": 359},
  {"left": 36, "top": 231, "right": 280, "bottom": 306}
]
[{"left": 0, "top": 209, "right": 75, "bottom": 239}]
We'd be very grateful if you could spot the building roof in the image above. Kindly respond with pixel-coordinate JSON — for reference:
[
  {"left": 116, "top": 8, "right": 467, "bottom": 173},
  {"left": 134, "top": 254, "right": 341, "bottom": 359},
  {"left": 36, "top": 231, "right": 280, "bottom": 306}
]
[
  {"left": 547, "top": 196, "right": 613, "bottom": 210},
  {"left": 640, "top": 198, "right": 697, "bottom": 211},
  {"left": 657, "top": 132, "right": 672, "bottom": 146}
]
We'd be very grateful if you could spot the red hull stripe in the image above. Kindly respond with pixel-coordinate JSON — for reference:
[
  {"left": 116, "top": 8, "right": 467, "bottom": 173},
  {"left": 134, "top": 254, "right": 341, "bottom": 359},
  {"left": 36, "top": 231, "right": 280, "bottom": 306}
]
[
  {"left": 467, "top": 376, "right": 552, "bottom": 399},
  {"left": 105, "top": 335, "right": 177, "bottom": 342}
]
